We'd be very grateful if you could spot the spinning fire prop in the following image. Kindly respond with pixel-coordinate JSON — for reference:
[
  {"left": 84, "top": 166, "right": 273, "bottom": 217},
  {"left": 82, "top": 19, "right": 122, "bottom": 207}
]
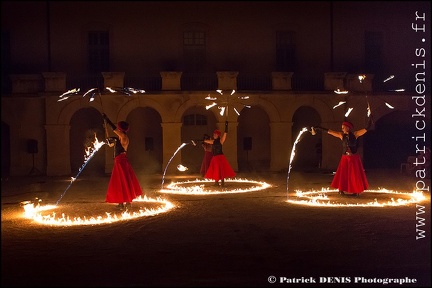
[
  {"left": 205, "top": 90, "right": 251, "bottom": 117},
  {"left": 58, "top": 86, "right": 145, "bottom": 102}
]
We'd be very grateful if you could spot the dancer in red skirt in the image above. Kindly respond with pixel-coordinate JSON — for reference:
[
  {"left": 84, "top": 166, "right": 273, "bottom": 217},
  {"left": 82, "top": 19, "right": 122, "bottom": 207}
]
[
  {"left": 314, "top": 119, "right": 373, "bottom": 196},
  {"left": 204, "top": 121, "right": 236, "bottom": 186},
  {"left": 102, "top": 113, "right": 143, "bottom": 209}
]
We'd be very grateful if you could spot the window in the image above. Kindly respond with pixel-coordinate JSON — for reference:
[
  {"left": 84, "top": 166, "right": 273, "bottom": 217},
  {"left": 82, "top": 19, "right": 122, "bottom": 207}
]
[
  {"left": 365, "top": 31, "right": 383, "bottom": 74},
  {"left": 276, "top": 31, "right": 296, "bottom": 71},
  {"left": 183, "top": 31, "right": 206, "bottom": 72},
  {"left": 88, "top": 31, "right": 109, "bottom": 73},
  {"left": 183, "top": 114, "right": 208, "bottom": 126}
]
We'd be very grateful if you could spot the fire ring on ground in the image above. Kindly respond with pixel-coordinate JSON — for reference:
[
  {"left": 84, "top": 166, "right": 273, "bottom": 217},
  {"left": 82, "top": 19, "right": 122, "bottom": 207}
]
[
  {"left": 21, "top": 195, "right": 175, "bottom": 226},
  {"left": 160, "top": 178, "right": 271, "bottom": 195},
  {"left": 287, "top": 188, "right": 427, "bottom": 207}
]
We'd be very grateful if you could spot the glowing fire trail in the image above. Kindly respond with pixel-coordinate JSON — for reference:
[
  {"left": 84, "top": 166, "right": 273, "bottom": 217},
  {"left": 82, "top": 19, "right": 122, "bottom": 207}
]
[
  {"left": 56, "top": 135, "right": 106, "bottom": 205},
  {"left": 161, "top": 142, "right": 189, "bottom": 188},
  {"left": 286, "top": 127, "right": 309, "bottom": 195}
]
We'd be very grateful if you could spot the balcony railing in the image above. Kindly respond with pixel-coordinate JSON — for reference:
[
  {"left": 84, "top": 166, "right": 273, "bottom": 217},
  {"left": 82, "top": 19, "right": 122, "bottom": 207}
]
[{"left": 2, "top": 72, "right": 421, "bottom": 95}]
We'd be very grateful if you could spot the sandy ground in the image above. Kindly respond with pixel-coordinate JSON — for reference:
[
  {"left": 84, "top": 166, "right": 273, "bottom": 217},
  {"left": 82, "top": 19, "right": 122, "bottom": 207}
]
[{"left": 1, "top": 169, "right": 430, "bottom": 287}]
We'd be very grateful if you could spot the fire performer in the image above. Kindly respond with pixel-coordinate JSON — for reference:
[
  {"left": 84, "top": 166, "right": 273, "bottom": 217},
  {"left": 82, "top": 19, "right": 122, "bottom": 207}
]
[
  {"left": 313, "top": 118, "right": 373, "bottom": 196},
  {"left": 204, "top": 121, "right": 236, "bottom": 186},
  {"left": 102, "top": 113, "right": 143, "bottom": 209}
]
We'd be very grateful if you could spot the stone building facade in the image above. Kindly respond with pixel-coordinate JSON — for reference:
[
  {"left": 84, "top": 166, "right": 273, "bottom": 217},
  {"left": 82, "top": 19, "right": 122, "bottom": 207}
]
[{"left": 1, "top": 2, "right": 430, "bottom": 177}]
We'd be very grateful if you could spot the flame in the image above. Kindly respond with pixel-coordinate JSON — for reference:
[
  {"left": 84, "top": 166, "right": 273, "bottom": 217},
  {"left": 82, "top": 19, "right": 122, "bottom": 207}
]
[
  {"left": 334, "top": 89, "right": 348, "bottom": 95},
  {"left": 333, "top": 101, "right": 346, "bottom": 109},
  {"left": 344, "top": 107, "right": 353, "bottom": 117},
  {"left": 204, "top": 90, "right": 251, "bottom": 116},
  {"left": 358, "top": 75, "right": 366, "bottom": 83},
  {"left": 383, "top": 75, "right": 395, "bottom": 82},
  {"left": 385, "top": 102, "right": 395, "bottom": 109},
  {"left": 84, "top": 134, "right": 106, "bottom": 162},
  {"left": 177, "top": 164, "right": 188, "bottom": 171},
  {"left": 21, "top": 195, "right": 175, "bottom": 226},
  {"left": 287, "top": 188, "right": 426, "bottom": 207},
  {"left": 160, "top": 178, "right": 271, "bottom": 195}
]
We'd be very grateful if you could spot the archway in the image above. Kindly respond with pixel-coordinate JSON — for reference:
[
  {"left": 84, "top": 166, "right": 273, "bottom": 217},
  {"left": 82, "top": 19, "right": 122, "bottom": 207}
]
[
  {"left": 363, "top": 110, "right": 428, "bottom": 168},
  {"left": 292, "top": 106, "right": 321, "bottom": 171}
]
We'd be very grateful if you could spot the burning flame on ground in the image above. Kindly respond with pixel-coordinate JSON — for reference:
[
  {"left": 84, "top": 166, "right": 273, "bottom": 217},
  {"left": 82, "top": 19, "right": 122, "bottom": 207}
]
[
  {"left": 287, "top": 188, "right": 426, "bottom": 207},
  {"left": 21, "top": 195, "right": 175, "bottom": 226},
  {"left": 160, "top": 178, "right": 271, "bottom": 195}
]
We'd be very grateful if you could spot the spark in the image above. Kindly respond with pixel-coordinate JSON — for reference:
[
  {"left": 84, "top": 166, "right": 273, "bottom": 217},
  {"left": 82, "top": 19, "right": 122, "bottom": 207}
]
[
  {"left": 358, "top": 74, "right": 366, "bottom": 83},
  {"left": 334, "top": 89, "right": 348, "bottom": 94},
  {"left": 177, "top": 164, "right": 188, "bottom": 171},
  {"left": 389, "top": 89, "right": 405, "bottom": 92},
  {"left": 385, "top": 102, "right": 395, "bottom": 109},
  {"left": 286, "top": 127, "right": 309, "bottom": 193},
  {"left": 57, "top": 88, "right": 80, "bottom": 101},
  {"left": 204, "top": 90, "right": 251, "bottom": 116},
  {"left": 161, "top": 142, "right": 190, "bottom": 188},
  {"left": 57, "top": 86, "right": 145, "bottom": 102},
  {"left": 56, "top": 134, "right": 106, "bottom": 205},
  {"left": 206, "top": 102, "right": 217, "bottom": 110},
  {"left": 333, "top": 101, "right": 346, "bottom": 109},
  {"left": 383, "top": 75, "right": 395, "bottom": 82},
  {"left": 345, "top": 107, "right": 353, "bottom": 117}
]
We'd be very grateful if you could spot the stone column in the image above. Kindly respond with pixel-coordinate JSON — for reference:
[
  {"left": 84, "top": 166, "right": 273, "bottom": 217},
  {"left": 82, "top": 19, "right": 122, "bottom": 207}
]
[
  {"left": 216, "top": 71, "right": 238, "bottom": 90},
  {"left": 160, "top": 71, "right": 182, "bottom": 90},
  {"left": 161, "top": 122, "right": 183, "bottom": 175},
  {"left": 271, "top": 72, "right": 294, "bottom": 90},
  {"left": 45, "top": 124, "right": 71, "bottom": 176},
  {"left": 42, "top": 72, "right": 66, "bottom": 92},
  {"left": 270, "top": 122, "right": 292, "bottom": 172}
]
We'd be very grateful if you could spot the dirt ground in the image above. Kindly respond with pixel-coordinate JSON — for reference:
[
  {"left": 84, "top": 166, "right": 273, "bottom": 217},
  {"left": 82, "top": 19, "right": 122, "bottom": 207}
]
[{"left": 1, "top": 169, "right": 430, "bottom": 287}]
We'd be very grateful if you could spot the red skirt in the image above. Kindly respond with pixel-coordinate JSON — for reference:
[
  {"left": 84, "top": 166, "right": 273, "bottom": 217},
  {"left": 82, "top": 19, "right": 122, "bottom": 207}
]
[
  {"left": 200, "top": 151, "right": 213, "bottom": 176},
  {"left": 204, "top": 154, "right": 236, "bottom": 181},
  {"left": 331, "top": 154, "right": 369, "bottom": 193},
  {"left": 105, "top": 153, "right": 143, "bottom": 203}
]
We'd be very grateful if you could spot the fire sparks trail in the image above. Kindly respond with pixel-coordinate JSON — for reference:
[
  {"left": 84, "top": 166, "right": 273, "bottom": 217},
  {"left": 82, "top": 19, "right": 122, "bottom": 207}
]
[
  {"left": 56, "top": 134, "right": 106, "bottom": 205},
  {"left": 161, "top": 142, "right": 190, "bottom": 188},
  {"left": 58, "top": 87, "right": 145, "bottom": 102},
  {"left": 205, "top": 90, "right": 250, "bottom": 117},
  {"left": 160, "top": 178, "right": 271, "bottom": 195},
  {"left": 286, "top": 127, "right": 310, "bottom": 195}
]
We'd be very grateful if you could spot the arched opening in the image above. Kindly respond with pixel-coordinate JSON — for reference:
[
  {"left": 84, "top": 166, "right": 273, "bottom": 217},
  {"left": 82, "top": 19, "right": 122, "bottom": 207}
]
[
  {"left": 364, "top": 110, "right": 429, "bottom": 169},
  {"left": 292, "top": 106, "right": 321, "bottom": 171}
]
